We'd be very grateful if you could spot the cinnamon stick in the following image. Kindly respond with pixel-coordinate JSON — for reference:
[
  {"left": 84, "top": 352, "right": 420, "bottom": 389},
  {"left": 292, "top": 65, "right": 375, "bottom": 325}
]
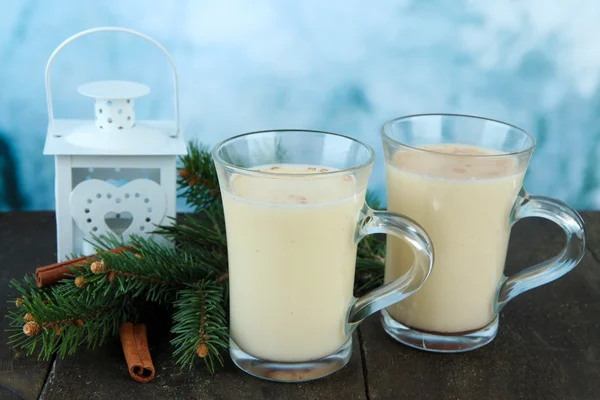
[
  {"left": 35, "top": 256, "right": 88, "bottom": 288},
  {"left": 120, "top": 322, "right": 156, "bottom": 383},
  {"left": 35, "top": 247, "right": 130, "bottom": 288}
]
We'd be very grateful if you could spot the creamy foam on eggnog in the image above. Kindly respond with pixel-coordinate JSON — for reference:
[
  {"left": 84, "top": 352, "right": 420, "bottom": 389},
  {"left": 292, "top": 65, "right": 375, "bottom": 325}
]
[
  {"left": 385, "top": 144, "right": 525, "bottom": 333},
  {"left": 223, "top": 164, "right": 365, "bottom": 362}
]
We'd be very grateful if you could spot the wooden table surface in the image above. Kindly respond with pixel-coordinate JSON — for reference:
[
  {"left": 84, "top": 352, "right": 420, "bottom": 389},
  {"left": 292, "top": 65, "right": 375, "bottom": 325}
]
[{"left": 0, "top": 212, "right": 599, "bottom": 400}]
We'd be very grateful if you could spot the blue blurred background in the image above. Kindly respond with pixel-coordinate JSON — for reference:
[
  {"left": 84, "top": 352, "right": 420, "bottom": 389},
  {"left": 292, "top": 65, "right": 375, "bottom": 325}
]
[{"left": 0, "top": 0, "right": 599, "bottom": 211}]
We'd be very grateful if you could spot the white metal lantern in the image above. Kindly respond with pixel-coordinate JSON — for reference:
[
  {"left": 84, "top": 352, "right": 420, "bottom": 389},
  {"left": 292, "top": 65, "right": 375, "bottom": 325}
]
[{"left": 43, "top": 27, "right": 187, "bottom": 261}]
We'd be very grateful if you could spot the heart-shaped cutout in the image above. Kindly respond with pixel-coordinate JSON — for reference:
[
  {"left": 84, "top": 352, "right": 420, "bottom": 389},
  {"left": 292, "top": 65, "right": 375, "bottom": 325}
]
[
  {"left": 104, "top": 211, "right": 133, "bottom": 235},
  {"left": 70, "top": 179, "right": 167, "bottom": 240}
]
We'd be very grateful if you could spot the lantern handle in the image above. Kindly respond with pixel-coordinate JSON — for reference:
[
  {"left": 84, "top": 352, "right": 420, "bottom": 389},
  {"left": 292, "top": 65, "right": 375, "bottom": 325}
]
[{"left": 45, "top": 27, "right": 180, "bottom": 138}]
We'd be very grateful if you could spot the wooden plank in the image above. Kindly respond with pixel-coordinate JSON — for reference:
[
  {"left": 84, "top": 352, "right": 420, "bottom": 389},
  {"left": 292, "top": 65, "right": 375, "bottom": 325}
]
[
  {"left": 360, "top": 216, "right": 600, "bottom": 399},
  {"left": 582, "top": 211, "right": 600, "bottom": 259},
  {"left": 5, "top": 210, "right": 600, "bottom": 398},
  {"left": 0, "top": 212, "right": 57, "bottom": 400},
  {"left": 40, "top": 332, "right": 366, "bottom": 400}
]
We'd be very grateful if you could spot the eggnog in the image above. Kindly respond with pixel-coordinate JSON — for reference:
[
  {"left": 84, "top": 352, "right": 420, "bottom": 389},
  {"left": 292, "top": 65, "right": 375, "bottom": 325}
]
[
  {"left": 222, "top": 165, "right": 366, "bottom": 362},
  {"left": 385, "top": 144, "right": 525, "bottom": 333}
]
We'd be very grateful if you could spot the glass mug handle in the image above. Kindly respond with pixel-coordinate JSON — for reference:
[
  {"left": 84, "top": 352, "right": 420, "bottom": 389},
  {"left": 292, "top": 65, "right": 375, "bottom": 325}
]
[
  {"left": 346, "top": 205, "right": 434, "bottom": 333},
  {"left": 495, "top": 190, "right": 587, "bottom": 311}
]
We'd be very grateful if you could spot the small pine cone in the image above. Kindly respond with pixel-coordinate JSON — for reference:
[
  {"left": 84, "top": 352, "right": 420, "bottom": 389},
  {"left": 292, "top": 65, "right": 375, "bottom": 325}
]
[
  {"left": 108, "top": 271, "right": 116, "bottom": 282},
  {"left": 196, "top": 343, "right": 209, "bottom": 358},
  {"left": 23, "top": 321, "right": 41, "bottom": 337},
  {"left": 54, "top": 326, "right": 62, "bottom": 336},
  {"left": 75, "top": 319, "right": 84, "bottom": 327},
  {"left": 188, "top": 177, "right": 198, "bottom": 187},
  {"left": 15, "top": 298, "right": 23, "bottom": 307},
  {"left": 179, "top": 168, "right": 191, "bottom": 179},
  {"left": 24, "top": 313, "right": 35, "bottom": 322},
  {"left": 74, "top": 276, "right": 86, "bottom": 288},
  {"left": 90, "top": 261, "right": 106, "bottom": 274},
  {"left": 135, "top": 253, "right": 143, "bottom": 259}
]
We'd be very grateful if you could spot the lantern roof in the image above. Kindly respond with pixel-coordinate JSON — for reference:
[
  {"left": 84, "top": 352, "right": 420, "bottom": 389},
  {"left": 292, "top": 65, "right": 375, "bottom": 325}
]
[
  {"left": 43, "top": 27, "right": 188, "bottom": 157},
  {"left": 43, "top": 119, "right": 187, "bottom": 156},
  {"left": 78, "top": 80, "right": 150, "bottom": 100}
]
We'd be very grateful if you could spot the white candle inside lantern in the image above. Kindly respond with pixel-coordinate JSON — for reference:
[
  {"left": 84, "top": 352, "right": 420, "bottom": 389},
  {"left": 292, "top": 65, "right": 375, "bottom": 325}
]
[{"left": 78, "top": 80, "right": 150, "bottom": 132}]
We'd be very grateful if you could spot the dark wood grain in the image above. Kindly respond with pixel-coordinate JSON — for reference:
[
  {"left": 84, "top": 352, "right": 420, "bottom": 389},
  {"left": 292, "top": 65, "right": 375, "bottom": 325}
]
[
  {"left": 360, "top": 216, "right": 600, "bottom": 400},
  {"left": 2, "top": 212, "right": 600, "bottom": 399},
  {"left": 582, "top": 211, "right": 600, "bottom": 260},
  {"left": 40, "top": 332, "right": 366, "bottom": 400},
  {"left": 0, "top": 212, "right": 57, "bottom": 400}
]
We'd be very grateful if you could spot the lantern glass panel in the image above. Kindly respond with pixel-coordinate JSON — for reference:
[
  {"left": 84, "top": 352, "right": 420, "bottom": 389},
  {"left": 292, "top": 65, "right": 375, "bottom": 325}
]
[{"left": 71, "top": 167, "right": 161, "bottom": 187}]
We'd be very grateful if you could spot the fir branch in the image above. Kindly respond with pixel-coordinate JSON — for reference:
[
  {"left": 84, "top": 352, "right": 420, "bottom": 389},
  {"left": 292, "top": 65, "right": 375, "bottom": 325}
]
[
  {"left": 355, "top": 190, "right": 385, "bottom": 296},
  {"left": 155, "top": 202, "right": 227, "bottom": 252},
  {"left": 64, "top": 235, "right": 224, "bottom": 305},
  {"left": 7, "top": 275, "right": 134, "bottom": 359},
  {"left": 171, "top": 281, "right": 228, "bottom": 372},
  {"left": 178, "top": 140, "right": 221, "bottom": 213},
  {"left": 355, "top": 258, "right": 385, "bottom": 295},
  {"left": 10, "top": 275, "right": 53, "bottom": 305}
]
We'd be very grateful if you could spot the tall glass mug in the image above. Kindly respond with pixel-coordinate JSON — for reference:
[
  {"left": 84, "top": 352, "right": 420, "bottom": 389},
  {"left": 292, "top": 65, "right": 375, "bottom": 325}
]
[
  {"left": 213, "top": 130, "right": 434, "bottom": 382},
  {"left": 381, "top": 114, "right": 586, "bottom": 352}
]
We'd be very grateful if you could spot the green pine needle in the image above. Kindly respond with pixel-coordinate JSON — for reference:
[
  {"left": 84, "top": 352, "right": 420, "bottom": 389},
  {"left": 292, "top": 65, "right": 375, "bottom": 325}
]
[
  {"left": 171, "top": 281, "right": 228, "bottom": 372},
  {"left": 7, "top": 275, "right": 132, "bottom": 359}
]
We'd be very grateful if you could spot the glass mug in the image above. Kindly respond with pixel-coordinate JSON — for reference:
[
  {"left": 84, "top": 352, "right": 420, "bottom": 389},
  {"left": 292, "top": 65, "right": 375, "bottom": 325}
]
[
  {"left": 212, "top": 129, "right": 434, "bottom": 381},
  {"left": 381, "top": 114, "right": 586, "bottom": 352}
]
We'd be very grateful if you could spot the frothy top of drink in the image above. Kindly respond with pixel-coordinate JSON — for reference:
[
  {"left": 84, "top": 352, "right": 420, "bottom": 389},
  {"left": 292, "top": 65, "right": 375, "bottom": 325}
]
[
  {"left": 391, "top": 144, "right": 523, "bottom": 180},
  {"left": 228, "top": 164, "right": 360, "bottom": 205},
  {"left": 258, "top": 165, "right": 334, "bottom": 174}
]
